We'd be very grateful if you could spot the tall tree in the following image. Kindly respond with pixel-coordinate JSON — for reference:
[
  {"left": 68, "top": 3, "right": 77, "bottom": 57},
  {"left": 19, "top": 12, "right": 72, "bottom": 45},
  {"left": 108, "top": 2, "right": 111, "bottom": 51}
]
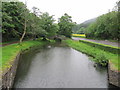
[
  {"left": 19, "top": 0, "right": 28, "bottom": 44},
  {"left": 2, "top": 2, "right": 26, "bottom": 41},
  {"left": 39, "top": 12, "right": 57, "bottom": 39},
  {"left": 85, "top": 11, "right": 119, "bottom": 40},
  {"left": 58, "top": 13, "right": 75, "bottom": 38}
]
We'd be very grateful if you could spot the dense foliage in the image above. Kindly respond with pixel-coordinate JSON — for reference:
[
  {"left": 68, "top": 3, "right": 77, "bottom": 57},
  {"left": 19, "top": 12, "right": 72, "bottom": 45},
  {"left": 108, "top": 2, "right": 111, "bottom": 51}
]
[
  {"left": 85, "top": 11, "right": 119, "bottom": 40},
  {"left": 2, "top": 2, "right": 75, "bottom": 42},
  {"left": 2, "top": 2, "right": 26, "bottom": 41},
  {"left": 58, "top": 13, "right": 75, "bottom": 38},
  {"left": 72, "top": 1, "right": 119, "bottom": 40},
  {"left": 2, "top": 1, "right": 119, "bottom": 41}
]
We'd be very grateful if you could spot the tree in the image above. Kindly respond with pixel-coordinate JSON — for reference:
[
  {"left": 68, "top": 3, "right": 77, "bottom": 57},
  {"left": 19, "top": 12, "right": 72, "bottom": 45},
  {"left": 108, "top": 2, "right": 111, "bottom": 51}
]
[
  {"left": 2, "top": 2, "right": 26, "bottom": 42},
  {"left": 26, "top": 12, "right": 46, "bottom": 40},
  {"left": 58, "top": 13, "right": 75, "bottom": 38},
  {"left": 39, "top": 12, "right": 57, "bottom": 39},
  {"left": 76, "top": 27, "right": 85, "bottom": 34},
  {"left": 85, "top": 11, "right": 119, "bottom": 40},
  {"left": 117, "top": 1, "right": 120, "bottom": 40},
  {"left": 19, "top": 0, "right": 29, "bottom": 44},
  {"left": 2, "top": 2, "right": 58, "bottom": 42}
]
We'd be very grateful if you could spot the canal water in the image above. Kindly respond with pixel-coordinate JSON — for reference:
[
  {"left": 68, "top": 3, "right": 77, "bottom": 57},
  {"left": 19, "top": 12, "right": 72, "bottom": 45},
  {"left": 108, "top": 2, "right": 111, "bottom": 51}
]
[{"left": 13, "top": 46, "right": 116, "bottom": 88}]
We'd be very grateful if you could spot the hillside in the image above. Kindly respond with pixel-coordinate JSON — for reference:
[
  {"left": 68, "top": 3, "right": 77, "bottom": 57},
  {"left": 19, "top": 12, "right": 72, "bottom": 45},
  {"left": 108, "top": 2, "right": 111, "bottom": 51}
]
[{"left": 72, "top": 18, "right": 96, "bottom": 33}]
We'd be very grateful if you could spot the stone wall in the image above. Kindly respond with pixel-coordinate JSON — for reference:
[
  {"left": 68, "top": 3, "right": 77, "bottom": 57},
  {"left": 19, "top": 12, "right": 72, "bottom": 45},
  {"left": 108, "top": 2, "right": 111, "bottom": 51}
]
[
  {"left": 108, "top": 62, "right": 120, "bottom": 87},
  {"left": 1, "top": 45, "right": 45, "bottom": 89},
  {"left": 2, "top": 52, "right": 21, "bottom": 89}
]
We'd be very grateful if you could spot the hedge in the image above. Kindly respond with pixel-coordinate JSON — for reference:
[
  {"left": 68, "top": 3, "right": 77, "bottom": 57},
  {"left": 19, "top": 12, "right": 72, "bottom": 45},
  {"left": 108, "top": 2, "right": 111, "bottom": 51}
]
[{"left": 79, "top": 40, "right": 120, "bottom": 54}]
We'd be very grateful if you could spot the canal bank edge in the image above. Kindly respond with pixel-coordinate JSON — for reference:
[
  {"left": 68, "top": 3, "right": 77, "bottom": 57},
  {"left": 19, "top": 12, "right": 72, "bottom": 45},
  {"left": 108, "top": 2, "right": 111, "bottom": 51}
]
[
  {"left": 108, "top": 61, "right": 120, "bottom": 87},
  {"left": 78, "top": 40, "right": 120, "bottom": 87},
  {"left": 2, "top": 52, "right": 21, "bottom": 89},
  {"left": 1, "top": 46, "right": 42, "bottom": 89},
  {"left": 1, "top": 41, "right": 50, "bottom": 89},
  {"left": 1, "top": 40, "right": 120, "bottom": 88},
  {"left": 65, "top": 40, "right": 120, "bottom": 87}
]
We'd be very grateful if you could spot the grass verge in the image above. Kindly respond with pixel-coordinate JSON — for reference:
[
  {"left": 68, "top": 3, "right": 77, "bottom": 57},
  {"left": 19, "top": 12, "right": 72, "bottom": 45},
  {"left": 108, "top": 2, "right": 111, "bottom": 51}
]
[
  {"left": 1, "top": 40, "right": 52, "bottom": 72},
  {"left": 64, "top": 39, "right": 119, "bottom": 71},
  {"left": 79, "top": 40, "right": 119, "bottom": 54}
]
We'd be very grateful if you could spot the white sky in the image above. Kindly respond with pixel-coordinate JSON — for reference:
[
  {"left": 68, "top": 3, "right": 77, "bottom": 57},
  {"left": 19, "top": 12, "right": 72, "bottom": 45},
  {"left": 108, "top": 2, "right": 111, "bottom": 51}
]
[{"left": 19, "top": 0, "right": 118, "bottom": 24}]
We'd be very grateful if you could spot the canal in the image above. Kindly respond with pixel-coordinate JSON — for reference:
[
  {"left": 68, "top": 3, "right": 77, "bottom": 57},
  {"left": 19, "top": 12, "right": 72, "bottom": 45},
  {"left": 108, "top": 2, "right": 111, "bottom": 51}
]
[{"left": 13, "top": 46, "right": 116, "bottom": 88}]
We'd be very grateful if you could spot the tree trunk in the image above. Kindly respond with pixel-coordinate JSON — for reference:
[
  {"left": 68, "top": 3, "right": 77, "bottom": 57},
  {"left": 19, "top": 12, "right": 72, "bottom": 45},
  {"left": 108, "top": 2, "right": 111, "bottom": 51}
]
[
  {"left": 19, "top": 0, "right": 27, "bottom": 44},
  {"left": 19, "top": 20, "right": 26, "bottom": 44}
]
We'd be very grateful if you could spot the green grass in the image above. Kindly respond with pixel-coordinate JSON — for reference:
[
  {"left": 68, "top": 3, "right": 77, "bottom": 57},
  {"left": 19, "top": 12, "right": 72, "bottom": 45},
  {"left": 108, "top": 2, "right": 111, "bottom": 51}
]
[
  {"left": 79, "top": 40, "right": 119, "bottom": 54},
  {"left": 79, "top": 40, "right": 118, "bottom": 48},
  {"left": 1, "top": 40, "right": 50, "bottom": 71},
  {"left": 64, "top": 39, "right": 119, "bottom": 71},
  {"left": 1, "top": 39, "right": 119, "bottom": 73}
]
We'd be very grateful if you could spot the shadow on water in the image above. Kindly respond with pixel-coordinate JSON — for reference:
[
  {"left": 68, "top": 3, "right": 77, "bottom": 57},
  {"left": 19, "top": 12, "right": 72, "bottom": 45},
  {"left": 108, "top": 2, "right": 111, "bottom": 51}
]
[{"left": 13, "top": 46, "right": 118, "bottom": 88}]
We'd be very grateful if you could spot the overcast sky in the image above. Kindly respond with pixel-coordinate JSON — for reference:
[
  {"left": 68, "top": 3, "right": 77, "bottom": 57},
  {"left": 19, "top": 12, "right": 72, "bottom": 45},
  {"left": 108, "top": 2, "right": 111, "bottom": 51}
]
[{"left": 19, "top": 0, "right": 118, "bottom": 24}]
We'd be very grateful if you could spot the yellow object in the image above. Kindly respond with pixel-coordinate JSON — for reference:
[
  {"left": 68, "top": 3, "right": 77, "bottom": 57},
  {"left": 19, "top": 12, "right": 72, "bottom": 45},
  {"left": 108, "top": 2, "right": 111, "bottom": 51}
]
[{"left": 72, "top": 34, "right": 86, "bottom": 37}]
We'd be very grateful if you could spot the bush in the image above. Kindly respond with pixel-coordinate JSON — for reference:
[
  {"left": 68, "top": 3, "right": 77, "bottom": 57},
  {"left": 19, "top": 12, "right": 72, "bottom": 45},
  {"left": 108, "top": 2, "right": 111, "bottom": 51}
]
[
  {"left": 94, "top": 53, "right": 108, "bottom": 67},
  {"left": 85, "top": 11, "right": 119, "bottom": 40},
  {"left": 79, "top": 40, "right": 119, "bottom": 54}
]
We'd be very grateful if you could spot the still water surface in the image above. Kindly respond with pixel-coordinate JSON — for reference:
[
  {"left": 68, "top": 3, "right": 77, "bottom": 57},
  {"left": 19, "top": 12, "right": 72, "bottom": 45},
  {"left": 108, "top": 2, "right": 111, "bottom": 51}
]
[{"left": 13, "top": 46, "right": 115, "bottom": 88}]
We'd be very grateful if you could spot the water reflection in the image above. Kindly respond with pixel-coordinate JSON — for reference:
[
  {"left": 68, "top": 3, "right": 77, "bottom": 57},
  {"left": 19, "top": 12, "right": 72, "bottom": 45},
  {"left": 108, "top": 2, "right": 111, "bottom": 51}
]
[{"left": 13, "top": 46, "right": 117, "bottom": 88}]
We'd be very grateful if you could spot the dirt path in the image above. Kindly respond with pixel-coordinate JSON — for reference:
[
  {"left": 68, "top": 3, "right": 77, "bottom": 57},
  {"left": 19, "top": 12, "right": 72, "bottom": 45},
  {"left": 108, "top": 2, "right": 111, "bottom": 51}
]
[
  {"left": 1, "top": 40, "right": 30, "bottom": 47},
  {"left": 2, "top": 41, "right": 19, "bottom": 47},
  {"left": 72, "top": 37, "right": 119, "bottom": 47}
]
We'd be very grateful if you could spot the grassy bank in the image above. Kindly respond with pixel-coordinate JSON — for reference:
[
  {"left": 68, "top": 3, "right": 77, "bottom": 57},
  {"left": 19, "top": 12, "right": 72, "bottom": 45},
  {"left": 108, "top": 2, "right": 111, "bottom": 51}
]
[
  {"left": 65, "top": 39, "right": 119, "bottom": 71},
  {"left": 1, "top": 40, "right": 52, "bottom": 72},
  {"left": 79, "top": 40, "right": 119, "bottom": 54}
]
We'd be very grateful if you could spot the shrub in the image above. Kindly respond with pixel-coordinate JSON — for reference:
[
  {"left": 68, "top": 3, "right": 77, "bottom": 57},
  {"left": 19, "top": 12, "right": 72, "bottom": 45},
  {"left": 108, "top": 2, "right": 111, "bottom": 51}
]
[{"left": 94, "top": 53, "right": 108, "bottom": 67}]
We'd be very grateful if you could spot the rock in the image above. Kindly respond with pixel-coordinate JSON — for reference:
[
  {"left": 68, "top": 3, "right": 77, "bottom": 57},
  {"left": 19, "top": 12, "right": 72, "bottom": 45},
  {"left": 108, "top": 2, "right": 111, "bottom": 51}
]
[
  {"left": 48, "top": 46, "right": 51, "bottom": 48},
  {"left": 94, "top": 63, "right": 98, "bottom": 67}
]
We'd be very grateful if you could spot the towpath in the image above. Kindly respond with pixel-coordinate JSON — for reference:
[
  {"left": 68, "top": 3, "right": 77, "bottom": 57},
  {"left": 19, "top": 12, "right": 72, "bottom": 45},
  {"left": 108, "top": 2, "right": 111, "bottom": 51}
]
[{"left": 72, "top": 37, "right": 119, "bottom": 47}]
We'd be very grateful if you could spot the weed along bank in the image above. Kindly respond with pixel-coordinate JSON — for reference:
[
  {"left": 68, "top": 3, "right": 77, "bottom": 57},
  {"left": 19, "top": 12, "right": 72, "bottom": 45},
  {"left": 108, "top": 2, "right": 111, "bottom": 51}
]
[
  {"left": 65, "top": 39, "right": 120, "bottom": 88},
  {"left": 78, "top": 40, "right": 120, "bottom": 87}
]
